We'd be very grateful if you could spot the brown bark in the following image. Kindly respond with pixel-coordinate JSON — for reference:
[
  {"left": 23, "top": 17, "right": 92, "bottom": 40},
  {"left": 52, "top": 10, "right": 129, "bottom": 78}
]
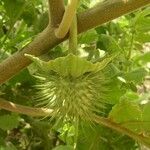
[
  {"left": 0, "top": 98, "right": 52, "bottom": 117},
  {"left": 0, "top": 0, "right": 149, "bottom": 84},
  {"left": 48, "top": 0, "right": 65, "bottom": 27}
]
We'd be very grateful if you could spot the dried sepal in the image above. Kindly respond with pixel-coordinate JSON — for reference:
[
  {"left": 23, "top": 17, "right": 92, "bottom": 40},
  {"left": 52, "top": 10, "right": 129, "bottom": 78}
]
[{"left": 25, "top": 54, "right": 115, "bottom": 77}]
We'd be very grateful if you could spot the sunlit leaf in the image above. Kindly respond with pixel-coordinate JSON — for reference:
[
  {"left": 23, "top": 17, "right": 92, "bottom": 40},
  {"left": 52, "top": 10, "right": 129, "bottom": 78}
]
[{"left": 109, "top": 100, "right": 142, "bottom": 125}]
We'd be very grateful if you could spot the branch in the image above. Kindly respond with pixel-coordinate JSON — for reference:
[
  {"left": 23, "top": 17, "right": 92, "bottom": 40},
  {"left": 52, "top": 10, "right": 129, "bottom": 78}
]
[
  {"left": 77, "top": 0, "right": 150, "bottom": 33},
  {"left": 48, "top": 0, "right": 65, "bottom": 27},
  {"left": 55, "top": 0, "right": 78, "bottom": 38},
  {"left": 0, "top": 0, "right": 149, "bottom": 84},
  {"left": 0, "top": 98, "right": 52, "bottom": 117},
  {"left": 0, "top": 98, "right": 150, "bottom": 147},
  {"left": 93, "top": 115, "right": 150, "bottom": 148}
]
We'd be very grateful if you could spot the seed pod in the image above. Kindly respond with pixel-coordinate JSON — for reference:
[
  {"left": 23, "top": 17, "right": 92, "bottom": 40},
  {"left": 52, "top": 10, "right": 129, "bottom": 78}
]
[{"left": 25, "top": 54, "right": 114, "bottom": 122}]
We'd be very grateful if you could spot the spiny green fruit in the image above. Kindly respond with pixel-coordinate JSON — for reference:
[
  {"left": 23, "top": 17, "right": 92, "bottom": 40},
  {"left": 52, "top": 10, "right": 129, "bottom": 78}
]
[{"left": 25, "top": 54, "right": 115, "bottom": 121}]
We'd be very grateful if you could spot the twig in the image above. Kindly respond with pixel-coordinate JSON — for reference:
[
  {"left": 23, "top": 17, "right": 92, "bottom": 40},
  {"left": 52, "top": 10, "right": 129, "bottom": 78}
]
[
  {"left": 0, "top": 98, "right": 52, "bottom": 117},
  {"left": 55, "top": 0, "right": 78, "bottom": 39},
  {"left": 69, "top": 15, "right": 78, "bottom": 54},
  {"left": 93, "top": 115, "right": 150, "bottom": 148}
]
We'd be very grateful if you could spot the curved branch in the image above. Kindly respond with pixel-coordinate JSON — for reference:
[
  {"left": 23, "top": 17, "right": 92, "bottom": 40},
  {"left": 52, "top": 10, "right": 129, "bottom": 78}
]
[
  {"left": 0, "top": 0, "right": 149, "bottom": 84},
  {"left": 48, "top": 0, "right": 65, "bottom": 27},
  {"left": 0, "top": 97, "right": 150, "bottom": 148},
  {"left": 0, "top": 98, "right": 52, "bottom": 117},
  {"left": 55, "top": 0, "right": 78, "bottom": 38},
  {"left": 93, "top": 115, "right": 150, "bottom": 148},
  {"left": 77, "top": 0, "right": 150, "bottom": 33}
]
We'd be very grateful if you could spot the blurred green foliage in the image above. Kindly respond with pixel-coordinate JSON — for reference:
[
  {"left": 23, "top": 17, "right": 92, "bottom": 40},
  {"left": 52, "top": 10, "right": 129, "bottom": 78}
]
[{"left": 0, "top": 0, "right": 150, "bottom": 149}]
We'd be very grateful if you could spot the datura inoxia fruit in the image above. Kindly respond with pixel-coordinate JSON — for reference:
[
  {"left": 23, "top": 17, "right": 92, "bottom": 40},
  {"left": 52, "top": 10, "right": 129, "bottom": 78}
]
[{"left": 25, "top": 54, "right": 114, "bottom": 121}]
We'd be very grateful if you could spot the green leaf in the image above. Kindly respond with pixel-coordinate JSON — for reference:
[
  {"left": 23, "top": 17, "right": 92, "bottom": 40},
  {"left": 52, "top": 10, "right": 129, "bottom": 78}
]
[
  {"left": 135, "top": 33, "right": 150, "bottom": 43},
  {"left": 78, "top": 29, "right": 98, "bottom": 44},
  {"left": 33, "top": 12, "right": 49, "bottom": 33},
  {"left": 52, "top": 145, "right": 74, "bottom": 150},
  {"left": 0, "top": 137, "right": 5, "bottom": 146},
  {"left": 106, "top": 79, "right": 126, "bottom": 104},
  {"left": 0, "top": 23, "right": 4, "bottom": 38},
  {"left": 77, "top": 123, "right": 136, "bottom": 150},
  {"left": 97, "top": 34, "right": 123, "bottom": 53},
  {"left": 0, "top": 143, "right": 17, "bottom": 150},
  {"left": 21, "top": 1, "right": 37, "bottom": 27},
  {"left": 127, "top": 82, "right": 138, "bottom": 92},
  {"left": 121, "top": 91, "right": 139, "bottom": 101},
  {"left": 96, "top": 25, "right": 107, "bottom": 35},
  {"left": 109, "top": 100, "right": 142, "bottom": 130},
  {"left": 134, "top": 52, "right": 150, "bottom": 65},
  {"left": 56, "top": 123, "right": 75, "bottom": 145},
  {"left": 9, "top": 69, "right": 34, "bottom": 86},
  {"left": 142, "top": 103, "right": 150, "bottom": 131},
  {"left": 132, "top": 8, "right": 150, "bottom": 32},
  {"left": 3, "top": 0, "right": 25, "bottom": 21},
  {"left": 0, "top": 114, "right": 20, "bottom": 131},
  {"left": 124, "top": 68, "right": 147, "bottom": 84}
]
